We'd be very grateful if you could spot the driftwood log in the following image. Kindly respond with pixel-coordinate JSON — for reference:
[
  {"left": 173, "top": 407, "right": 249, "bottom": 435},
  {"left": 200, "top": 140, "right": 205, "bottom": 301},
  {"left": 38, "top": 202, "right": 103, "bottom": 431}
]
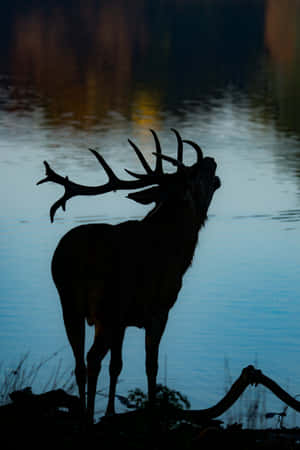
[
  {"left": 102, "top": 365, "right": 300, "bottom": 426},
  {"left": 182, "top": 365, "right": 300, "bottom": 423}
]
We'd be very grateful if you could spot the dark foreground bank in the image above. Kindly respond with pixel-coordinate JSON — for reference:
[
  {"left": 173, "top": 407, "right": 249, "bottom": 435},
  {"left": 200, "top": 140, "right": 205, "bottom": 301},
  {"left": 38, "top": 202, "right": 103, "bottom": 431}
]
[{"left": 1, "top": 384, "right": 300, "bottom": 450}]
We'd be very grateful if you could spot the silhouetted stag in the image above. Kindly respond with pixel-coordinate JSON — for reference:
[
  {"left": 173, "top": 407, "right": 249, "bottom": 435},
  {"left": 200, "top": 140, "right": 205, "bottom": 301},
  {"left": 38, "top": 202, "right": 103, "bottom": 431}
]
[{"left": 38, "top": 129, "right": 221, "bottom": 421}]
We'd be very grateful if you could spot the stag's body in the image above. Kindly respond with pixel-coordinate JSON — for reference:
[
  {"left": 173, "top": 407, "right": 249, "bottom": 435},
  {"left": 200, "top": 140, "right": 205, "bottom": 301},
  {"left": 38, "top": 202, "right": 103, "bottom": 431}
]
[
  {"left": 40, "top": 129, "right": 220, "bottom": 421},
  {"left": 53, "top": 206, "right": 198, "bottom": 329}
]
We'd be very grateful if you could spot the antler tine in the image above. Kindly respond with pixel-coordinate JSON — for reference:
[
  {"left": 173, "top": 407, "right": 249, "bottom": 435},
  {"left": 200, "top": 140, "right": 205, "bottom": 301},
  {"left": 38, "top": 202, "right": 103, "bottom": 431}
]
[
  {"left": 49, "top": 195, "right": 68, "bottom": 223},
  {"left": 182, "top": 139, "right": 203, "bottom": 163},
  {"left": 128, "top": 138, "right": 153, "bottom": 175},
  {"left": 150, "top": 129, "right": 163, "bottom": 175},
  {"left": 126, "top": 130, "right": 164, "bottom": 180},
  {"left": 37, "top": 161, "right": 76, "bottom": 222},
  {"left": 123, "top": 168, "right": 145, "bottom": 179},
  {"left": 37, "top": 161, "right": 64, "bottom": 187},
  {"left": 152, "top": 152, "right": 187, "bottom": 175},
  {"left": 171, "top": 128, "right": 183, "bottom": 168},
  {"left": 88, "top": 148, "right": 119, "bottom": 184}
]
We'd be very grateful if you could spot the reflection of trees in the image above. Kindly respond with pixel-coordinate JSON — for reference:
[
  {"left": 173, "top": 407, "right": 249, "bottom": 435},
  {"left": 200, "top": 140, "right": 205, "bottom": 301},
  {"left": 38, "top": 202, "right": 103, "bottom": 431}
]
[
  {"left": 263, "top": 0, "right": 300, "bottom": 136},
  {"left": 265, "top": 0, "right": 297, "bottom": 67},
  {"left": 4, "top": 0, "right": 300, "bottom": 187},
  {"left": 243, "top": 0, "right": 300, "bottom": 187},
  {"left": 11, "top": 1, "right": 151, "bottom": 128},
  {"left": 6, "top": 0, "right": 265, "bottom": 129}
]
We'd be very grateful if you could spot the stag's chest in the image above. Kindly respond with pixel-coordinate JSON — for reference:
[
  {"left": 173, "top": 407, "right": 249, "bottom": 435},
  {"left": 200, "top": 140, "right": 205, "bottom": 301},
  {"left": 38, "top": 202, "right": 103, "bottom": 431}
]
[{"left": 115, "top": 231, "right": 186, "bottom": 323}]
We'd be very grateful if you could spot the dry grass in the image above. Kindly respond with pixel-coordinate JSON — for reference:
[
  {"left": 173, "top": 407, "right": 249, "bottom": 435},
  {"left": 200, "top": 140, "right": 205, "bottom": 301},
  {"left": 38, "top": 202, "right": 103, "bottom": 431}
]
[
  {"left": 223, "top": 358, "right": 267, "bottom": 428},
  {"left": 0, "top": 350, "right": 75, "bottom": 405}
]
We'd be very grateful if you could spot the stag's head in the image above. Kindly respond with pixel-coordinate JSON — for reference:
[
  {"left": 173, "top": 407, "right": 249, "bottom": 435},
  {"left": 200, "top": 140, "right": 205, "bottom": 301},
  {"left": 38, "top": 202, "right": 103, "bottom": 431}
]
[
  {"left": 184, "top": 147, "right": 221, "bottom": 218},
  {"left": 38, "top": 129, "right": 220, "bottom": 223},
  {"left": 127, "top": 129, "right": 221, "bottom": 222}
]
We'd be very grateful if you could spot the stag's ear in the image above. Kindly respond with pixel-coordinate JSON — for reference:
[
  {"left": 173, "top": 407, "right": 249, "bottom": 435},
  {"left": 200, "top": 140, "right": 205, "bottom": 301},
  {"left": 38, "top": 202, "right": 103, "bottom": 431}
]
[{"left": 127, "top": 186, "right": 162, "bottom": 205}]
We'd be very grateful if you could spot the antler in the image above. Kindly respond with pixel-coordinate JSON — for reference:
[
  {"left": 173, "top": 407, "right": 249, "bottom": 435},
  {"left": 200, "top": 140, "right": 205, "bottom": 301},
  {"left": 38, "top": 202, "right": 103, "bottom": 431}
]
[
  {"left": 183, "top": 139, "right": 203, "bottom": 163},
  {"left": 153, "top": 129, "right": 203, "bottom": 171},
  {"left": 37, "top": 151, "right": 165, "bottom": 222},
  {"left": 38, "top": 129, "right": 203, "bottom": 222}
]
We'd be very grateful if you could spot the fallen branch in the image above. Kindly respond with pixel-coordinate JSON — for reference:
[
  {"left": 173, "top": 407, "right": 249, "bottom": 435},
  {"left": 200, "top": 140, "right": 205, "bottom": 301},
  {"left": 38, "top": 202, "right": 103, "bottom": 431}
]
[{"left": 105, "top": 365, "right": 300, "bottom": 425}]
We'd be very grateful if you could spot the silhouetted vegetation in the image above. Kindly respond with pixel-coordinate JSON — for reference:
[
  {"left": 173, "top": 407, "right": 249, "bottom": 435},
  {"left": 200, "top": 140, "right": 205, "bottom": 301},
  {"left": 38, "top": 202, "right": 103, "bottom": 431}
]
[
  {"left": 2, "top": 358, "right": 300, "bottom": 448},
  {"left": 0, "top": 351, "right": 75, "bottom": 406}
]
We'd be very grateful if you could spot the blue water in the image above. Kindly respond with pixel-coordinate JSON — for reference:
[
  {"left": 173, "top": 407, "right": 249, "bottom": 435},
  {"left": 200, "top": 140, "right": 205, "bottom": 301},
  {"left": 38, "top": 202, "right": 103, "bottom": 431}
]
[{"left": 0, "top": 0, "right": 300, "bottom": 426}]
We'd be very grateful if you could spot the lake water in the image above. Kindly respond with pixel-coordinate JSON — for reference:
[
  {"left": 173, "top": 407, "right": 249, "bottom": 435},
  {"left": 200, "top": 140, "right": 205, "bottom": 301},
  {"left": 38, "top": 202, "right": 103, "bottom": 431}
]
[{"left": 0, "top": 0, "right": 300, "bottom": 426}]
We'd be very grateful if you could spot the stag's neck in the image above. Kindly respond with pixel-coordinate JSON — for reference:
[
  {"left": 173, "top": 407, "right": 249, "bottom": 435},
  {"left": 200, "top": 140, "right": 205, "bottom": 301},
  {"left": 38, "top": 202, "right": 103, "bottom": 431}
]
[
  {"left": 143, "top": 200, "right": 207, "bottom": 270},
  {"left": 144, "top": 200, "right": 207, "bottom": 231}
]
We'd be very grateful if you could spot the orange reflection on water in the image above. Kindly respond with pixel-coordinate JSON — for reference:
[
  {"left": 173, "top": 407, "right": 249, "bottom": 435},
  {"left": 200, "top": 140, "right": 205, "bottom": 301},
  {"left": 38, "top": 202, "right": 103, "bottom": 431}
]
[
  {"left": 132, "top": 90, "right": 162, "bottom": 131},
  {"left": 10, "top": 2, "right": 161, "bottom": 130},
  {"left": 265, "top": 0, "right": 298, "bottom": 67},
  {"left": 264, "top": 0, "right": 300, "bottom": 134}
]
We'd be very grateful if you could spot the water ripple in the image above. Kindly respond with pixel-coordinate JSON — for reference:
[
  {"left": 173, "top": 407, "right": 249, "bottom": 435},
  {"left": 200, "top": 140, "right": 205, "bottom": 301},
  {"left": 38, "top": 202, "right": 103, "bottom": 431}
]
[{"left": 233, "top": 210, "right": 300, "bottom": 224}]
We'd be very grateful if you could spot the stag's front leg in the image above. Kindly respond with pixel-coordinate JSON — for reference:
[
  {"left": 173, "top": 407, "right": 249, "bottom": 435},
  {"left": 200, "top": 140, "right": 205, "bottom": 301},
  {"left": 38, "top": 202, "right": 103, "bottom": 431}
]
[
  {"left": 145, "top": 315, "right": 168, "bottom": 405},
  {"left": 106, "top": 327, "right": 125, "bottom": 415}
]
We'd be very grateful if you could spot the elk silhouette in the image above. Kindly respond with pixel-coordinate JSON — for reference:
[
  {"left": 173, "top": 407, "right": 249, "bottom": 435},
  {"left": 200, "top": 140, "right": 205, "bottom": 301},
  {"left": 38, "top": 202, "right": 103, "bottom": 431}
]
[{"left": 38, "top": 129, "right": 221, "bottom": 421}]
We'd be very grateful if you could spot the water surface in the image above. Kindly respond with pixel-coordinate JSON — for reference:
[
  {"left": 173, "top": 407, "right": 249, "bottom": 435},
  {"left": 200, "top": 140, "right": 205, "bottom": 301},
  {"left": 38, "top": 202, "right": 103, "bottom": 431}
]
[{"left": 0, "top": 0, "right": 300, "bottom": 425}]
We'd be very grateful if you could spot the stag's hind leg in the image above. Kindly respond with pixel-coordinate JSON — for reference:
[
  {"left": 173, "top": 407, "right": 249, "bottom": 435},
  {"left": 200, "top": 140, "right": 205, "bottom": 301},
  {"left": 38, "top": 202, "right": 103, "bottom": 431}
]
[{"left": 60, "top": 299, "right": 86, "bottom": 413}]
